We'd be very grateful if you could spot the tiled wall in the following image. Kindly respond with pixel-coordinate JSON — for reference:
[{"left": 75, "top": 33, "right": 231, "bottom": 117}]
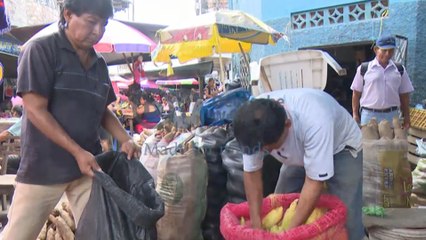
[{"left": 249, "top": 0, "right": 425, "bottom": 104}]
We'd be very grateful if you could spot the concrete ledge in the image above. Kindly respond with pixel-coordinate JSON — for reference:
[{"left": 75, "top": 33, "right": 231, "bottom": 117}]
[{"left": 363, "top": 208, "right": 426, "bottom": 228}]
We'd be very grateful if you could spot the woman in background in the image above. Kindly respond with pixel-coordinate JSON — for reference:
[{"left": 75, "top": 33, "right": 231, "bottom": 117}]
[{"left": 134, "top": 92, "right": 161, "bottom": 133}]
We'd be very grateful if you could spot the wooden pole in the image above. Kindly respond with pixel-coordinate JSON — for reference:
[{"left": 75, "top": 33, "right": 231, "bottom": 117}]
[
  {"left": 238, "top": 42, "right": 250, "bottom": 70},
  {"left": 219, "top": 52, "right": 225, "bottom": 84}
]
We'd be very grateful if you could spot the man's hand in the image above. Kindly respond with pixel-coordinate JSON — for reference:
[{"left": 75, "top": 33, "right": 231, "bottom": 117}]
[
  {"left": 402, "top": 117, "right": 410, "bottom": 130},
  {"left": 74, "top": 150, "right": 101, "bottom": 177},
  {"left": 250, "top": 215, "right": 262, "bottom": 229},
  {"left": 286, "top": 177, "right": 323, "bottom": 230},
  {"left": 243, "top": 170, "right": 263, "bottom": 229},
  {"left": 353, "top": 114, "right": 360, "bottom": 125},
  {"left": 121, "top": 139, "right": 141, "bottom": 160}
]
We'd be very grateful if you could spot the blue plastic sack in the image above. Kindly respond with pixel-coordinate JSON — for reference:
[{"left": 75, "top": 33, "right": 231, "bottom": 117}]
[{"left": 200, "top": 88, "right": 251, "bottom": 126}]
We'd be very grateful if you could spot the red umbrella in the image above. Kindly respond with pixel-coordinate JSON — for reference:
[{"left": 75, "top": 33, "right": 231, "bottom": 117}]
[
  {"left": 140, "top": 79, "right": 158, "bottom": 89},
  {"left": 110, "top": 75, "right": 133, "bottom": 94},
  {"left": 93, "top": 19, "right": 156, "bottom": 53}
]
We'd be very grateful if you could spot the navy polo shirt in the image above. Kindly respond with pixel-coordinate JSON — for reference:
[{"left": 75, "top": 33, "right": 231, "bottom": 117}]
[{"left": 16, "top": 30, "right": 116, "bottom": 184}]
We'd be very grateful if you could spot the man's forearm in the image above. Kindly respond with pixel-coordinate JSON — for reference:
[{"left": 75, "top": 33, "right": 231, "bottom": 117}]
[
  {"left": 400, "top": 93, "right": 411, "bottom": 126},
  {"left": 400, "top": 93, "right": 410, "bottom": 118},
  {"left": 244, "top": 170, "right": 263, "bottom": 228},
  {"left": 0, "top": 131, "right": 12, "bottom": 142},
  {"left": 102, "top": 109, "right": 132, "bottom": 144},
  {"left": 287, "top": 176, "right": 323, "bottom": 229},
  {"left": 352, "top": 91, "right": 362, "bottom": 116}
]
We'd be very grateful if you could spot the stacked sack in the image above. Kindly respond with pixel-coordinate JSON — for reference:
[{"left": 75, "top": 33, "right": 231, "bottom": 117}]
[
  {"left": 221, "top": 138, "right": 282, "bottom": 204},
  {"left": 194, "top": 126, "right": 231, "bottom": 240},
  {"left": 362, "top": 117, "right": 412, "bottom": 208},
  {"left": 156, "top": 145, "right": 208, "bottom": 240},
  {"left": 138, "top": 118, "right": 209, "bottom": 240},
  {"left": 139, "top": 120, "right": 181, "bottom": 183}
]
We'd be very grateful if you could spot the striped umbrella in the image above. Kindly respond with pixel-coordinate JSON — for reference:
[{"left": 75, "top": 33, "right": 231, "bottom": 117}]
[
  {"left": 24, "top": 19, "right": 156, "bottom": 64},
  {"left": 155, "top": 78, "right": 199, "bottom": 86}
]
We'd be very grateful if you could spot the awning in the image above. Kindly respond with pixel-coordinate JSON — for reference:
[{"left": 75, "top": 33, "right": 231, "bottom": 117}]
[
  {"left": 9, "top": 20, "right": 166, "bottom": 66},
  {"left": 0, "top": 33, "right": 21, "bottom": 78},
  {"left": 156, "top": 78, "right": 199, "bottom": 86},
  {"left": 144, "top": 60, "right": 213, "bottom": 80}
]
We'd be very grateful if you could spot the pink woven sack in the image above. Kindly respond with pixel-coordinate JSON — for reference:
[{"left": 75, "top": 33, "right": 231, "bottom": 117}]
[{"left": 220, "top": 193, "right": 348, "bottom": 240}]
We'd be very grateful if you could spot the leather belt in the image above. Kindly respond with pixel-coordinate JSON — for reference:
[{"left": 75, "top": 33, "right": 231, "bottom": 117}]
[{"left": 362, "top": 106, "right": 398, "bottom": 113}]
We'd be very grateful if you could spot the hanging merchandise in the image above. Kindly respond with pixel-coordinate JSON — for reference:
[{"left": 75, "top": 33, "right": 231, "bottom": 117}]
[
  {"left": 0, "top": 0, "right": 10, "bottom": 34},
  {"left": 0, "top": 62, "right": 3, "bottom": 82},
  {"left": 3, "top": 78, "right": 14, "bottom": 97}
]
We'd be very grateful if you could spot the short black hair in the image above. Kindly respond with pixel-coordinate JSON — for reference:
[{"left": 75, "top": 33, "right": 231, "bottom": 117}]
[
  {"left": 59, "top": 0, "right": 114, "bottom": 27},
  {"left": 233, "top": 99, "right": 287, "bottom": 154},
  {"left": 11, "top": 105, "right": 23, "bottom": 117},
  {"left": 140, "top": 92, "right": 154, "bottom": 103}
]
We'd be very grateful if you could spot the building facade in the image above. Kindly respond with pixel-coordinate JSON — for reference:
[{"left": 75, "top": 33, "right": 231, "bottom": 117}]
[
  {"left": 196, "top": 0, "right": 229, "bottom": 15},
  {"left": 5, "top": 0, "right": 59, "bottom": 27},
  {"left": 5, "top": 0, "right": 129, "bottom": 27},
  {"left": 229, "top": 0, "right": 425, "bottom": 105}
]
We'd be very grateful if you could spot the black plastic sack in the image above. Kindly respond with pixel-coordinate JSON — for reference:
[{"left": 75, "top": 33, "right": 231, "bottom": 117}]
[
  {"left": 195, "top": 126, "right": 229, "bottom": 150},
  {"left": 221, "top": 138, "right": 283, "bottom": 201},
  {"left": 75, "top": 151, "right": 165, "bottom": 240}
]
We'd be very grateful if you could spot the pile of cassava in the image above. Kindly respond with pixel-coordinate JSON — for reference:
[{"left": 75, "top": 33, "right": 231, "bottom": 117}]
[{"left": 37, "top": 202, "right": 75, "bottom": 240}]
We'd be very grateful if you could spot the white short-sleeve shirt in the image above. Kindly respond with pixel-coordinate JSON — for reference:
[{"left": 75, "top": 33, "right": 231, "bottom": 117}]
[{"left": 242, "top": 89, "right": 362, "bottom": 181}]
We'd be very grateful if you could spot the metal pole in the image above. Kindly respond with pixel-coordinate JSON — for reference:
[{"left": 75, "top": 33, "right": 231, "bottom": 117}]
[{"left": 132, "top": 0, "right": 135, "bottom": 21}]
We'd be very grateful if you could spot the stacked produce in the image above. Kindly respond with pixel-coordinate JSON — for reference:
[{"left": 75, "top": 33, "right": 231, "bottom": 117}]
[
  {"left": 37, "top": 202, "right": 75, "bottom": 240},
  {"left": 247, "top": 199, "right": 326, "bottom": 233},
  {"left": 220, "top": 193, "right": 348, "bottom": 240},
  {"left": 139, "top": 120, "right": 183, "bottom": 183}
]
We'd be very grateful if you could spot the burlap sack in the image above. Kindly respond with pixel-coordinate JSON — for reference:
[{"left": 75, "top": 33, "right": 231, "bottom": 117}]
[
  {"left": 156, "top": 148, "right": 208, "bottom": 240},
  {"left": 392, "top": 117, "right": 407, "bottom": 140},
  {"left": 378, "top": 120, "right": 394, "bottom": 139},
  {"left": 363, "top": 139, "right": 412, "bottom": 207},
  {"left": 362, "top": 119, "right": 380, "bottom": 140}
]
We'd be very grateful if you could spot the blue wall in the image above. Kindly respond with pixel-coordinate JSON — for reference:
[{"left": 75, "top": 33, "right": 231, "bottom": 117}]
[
  {"left": 231, "top": 0, "right": 366, "bottom": 21},
  {"left": 230, "top": 0, "right": 425, "bottom": 104}
]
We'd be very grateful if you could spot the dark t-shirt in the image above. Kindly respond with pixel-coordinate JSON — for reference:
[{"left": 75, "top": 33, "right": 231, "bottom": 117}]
[{"left": 16, "top": 30, "right": 116, "bottom": 184}]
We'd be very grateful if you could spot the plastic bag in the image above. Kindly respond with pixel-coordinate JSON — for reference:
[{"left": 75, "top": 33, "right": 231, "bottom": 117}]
[
  {"left": 220, "top": 193, "right": 348, "bottom": 240},
  {"left": 75, "top": 151, "right": 165, "bottom": 240},
  {"left": 140, "top": 134, "right": 165, "bottom": 184},
  {"left": 200, "top": 88, "right": 251, "bottom": 126},
  {"left": 221, "top": 138, "right": 282, "bottom": 203},
  {"left": 412, "top": 158, "right": 426, "bottom": 194},
  {"left": 416, "top": 138, "right": 426, "bottom": 157},
  {"left": 193, "top": 126, "right": 229, "bottom": 240}
]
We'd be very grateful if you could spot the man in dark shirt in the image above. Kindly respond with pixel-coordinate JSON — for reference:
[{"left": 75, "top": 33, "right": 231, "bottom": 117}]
[{"left": 0, "top": 0, "right": 140, "bottom": 239}]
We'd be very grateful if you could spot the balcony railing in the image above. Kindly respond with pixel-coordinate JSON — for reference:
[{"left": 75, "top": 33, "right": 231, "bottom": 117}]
[{"left": 291, "top": 0, "right": 389, "bottom": 30}]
